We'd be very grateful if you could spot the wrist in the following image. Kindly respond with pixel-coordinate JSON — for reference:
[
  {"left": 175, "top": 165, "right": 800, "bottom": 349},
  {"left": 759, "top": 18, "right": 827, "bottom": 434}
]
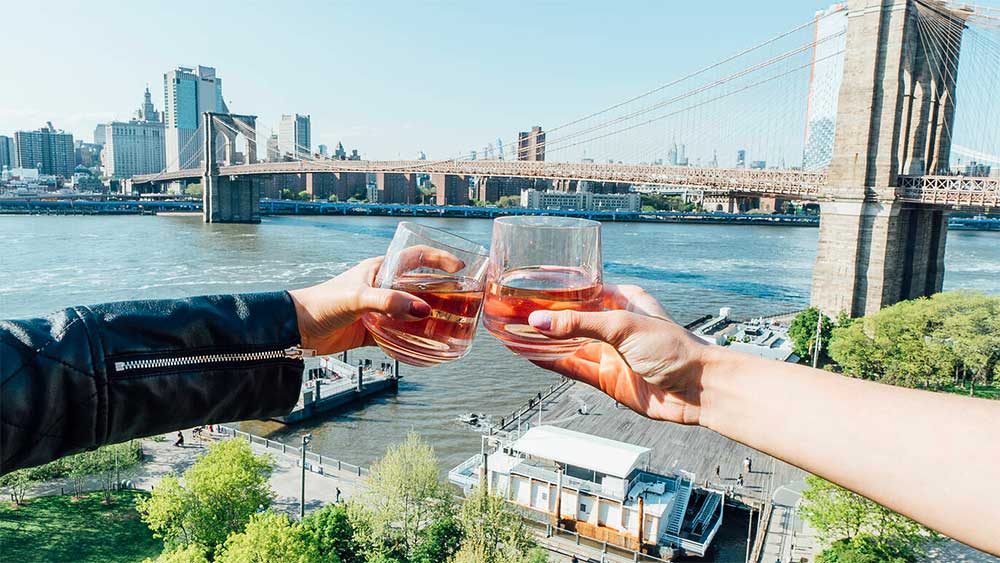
[
  {"left": 694, "top": 344, "right": 741, "bottom": 433},
  {"left": 287, "top": 288, "right": 317, "bottom": 350}
]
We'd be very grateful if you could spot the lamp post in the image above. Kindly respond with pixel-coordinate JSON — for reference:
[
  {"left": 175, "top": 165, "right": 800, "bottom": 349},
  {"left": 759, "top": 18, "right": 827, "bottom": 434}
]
[{"left": 300, "top": 433, "right": 312, "bottom": 519}]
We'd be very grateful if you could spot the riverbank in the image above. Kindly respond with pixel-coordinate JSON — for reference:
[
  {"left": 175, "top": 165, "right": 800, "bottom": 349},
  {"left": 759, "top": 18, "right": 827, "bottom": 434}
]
[{"left": 4, "top": 198, "right": 998, "bottom": 230}]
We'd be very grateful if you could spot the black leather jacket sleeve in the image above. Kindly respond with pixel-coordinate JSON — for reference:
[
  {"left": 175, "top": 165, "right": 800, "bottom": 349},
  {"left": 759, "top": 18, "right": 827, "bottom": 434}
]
[{"left": 1, "top": 291, "right": 304, "bottom": 474}]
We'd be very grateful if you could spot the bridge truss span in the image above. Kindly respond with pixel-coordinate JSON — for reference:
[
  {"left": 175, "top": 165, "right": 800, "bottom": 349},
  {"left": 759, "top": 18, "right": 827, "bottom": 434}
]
[
  {"left": 133, "top": 160, "right": 828, "bottom": 199},
  {"left": 898, "top": 175, "right": 999, "bottom": 209}
]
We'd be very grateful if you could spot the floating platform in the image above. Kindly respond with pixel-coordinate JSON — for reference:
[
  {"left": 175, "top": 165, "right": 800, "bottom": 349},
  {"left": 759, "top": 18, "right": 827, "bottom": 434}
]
[{"left": 272, "top": 355, "right": 400, "bottom": 424}]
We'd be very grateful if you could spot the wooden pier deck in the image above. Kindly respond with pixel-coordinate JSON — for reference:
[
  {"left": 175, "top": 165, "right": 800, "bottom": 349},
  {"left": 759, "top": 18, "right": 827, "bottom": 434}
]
[
  {"left": 272, "top": 358, "right": 400, "bottom": 424},
  {"left": 502, "top": 379, "right": 806, "bottom": 508}
]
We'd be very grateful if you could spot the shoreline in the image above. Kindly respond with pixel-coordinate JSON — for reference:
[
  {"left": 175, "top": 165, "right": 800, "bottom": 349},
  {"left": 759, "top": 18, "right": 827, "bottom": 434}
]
[{"left": 1, "top": 200, "right": 998, "bottom": 231}]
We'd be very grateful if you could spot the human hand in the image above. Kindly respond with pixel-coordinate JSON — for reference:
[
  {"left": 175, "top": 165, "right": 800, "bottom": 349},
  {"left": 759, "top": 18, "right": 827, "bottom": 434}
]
[
  {"left": 288, "top": 248, "right": 464, "bottom": 355},
  {"left": 527, "top": 284, "right": 710, "bottom": 425}
]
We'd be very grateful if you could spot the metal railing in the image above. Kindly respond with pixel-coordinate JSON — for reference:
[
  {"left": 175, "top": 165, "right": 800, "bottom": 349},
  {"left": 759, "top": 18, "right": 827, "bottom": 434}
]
[
  {"left": 216, "top": 425, "right": 369, "bottom": 478},
  {"left": 494, "top": 377, "right": 573, "bottom": 432}
]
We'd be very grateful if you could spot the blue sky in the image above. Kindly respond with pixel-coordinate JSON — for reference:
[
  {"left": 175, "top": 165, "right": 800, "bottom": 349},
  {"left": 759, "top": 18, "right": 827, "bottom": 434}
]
[{"left": 2, "top": 0, "right": 995, "bottom": 161}]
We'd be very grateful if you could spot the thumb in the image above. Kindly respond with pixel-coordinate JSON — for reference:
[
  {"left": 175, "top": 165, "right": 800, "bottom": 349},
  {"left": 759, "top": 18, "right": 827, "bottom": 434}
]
[
  {"left": 528, "top": 309, "right": 636, "bottom": 347},
  {"left": 356, "top": 287, "right": 432, "bottom": 320}
]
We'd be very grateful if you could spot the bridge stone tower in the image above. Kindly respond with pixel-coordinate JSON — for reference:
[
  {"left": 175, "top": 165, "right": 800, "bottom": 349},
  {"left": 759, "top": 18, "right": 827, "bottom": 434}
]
[
  {"left": 811, "top": 0, "right": 967, "bottom": 317},
  {"left": 203, "top": 112, "right": 261, "bottom": 223}
]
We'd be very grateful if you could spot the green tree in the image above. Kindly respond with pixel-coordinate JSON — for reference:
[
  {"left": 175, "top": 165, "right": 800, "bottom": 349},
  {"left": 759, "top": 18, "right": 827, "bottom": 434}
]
[
  {"left": 137, "top": 439, "right": 274, "bottom": 553},
  {"left": 0, "top": 468, "right": 36, "bottom": 505},
  {"left": 302, "top": 503, "right": 357, "bottom": 563},
  {"left": 297, "top": 190, "right": 312, "bottom": 201},
  {"left": 827, "top": 292, "right": 1000, "bottom": 390},
  {"left": 214, "top": 511, "right": 320, "bottom": 563},
  {"left": 419, "top": 184, "right": 436, "bottom": 204},
  {"left": 142, "top": 544, "right": 209, "bottom": 563},
  {"left": 801, "top": 476, "right": 937, "bottom": 562},
  {"left": 497, "top": 195, "right": 520, "bottom": 208},
  {"left": 457, "top": 487, "right": 536, "bottom": 563},
  {"left": 789, "top": 307, "right": 834, "bottom": 361},
  {"left": 354, "top": 432, "right": 455, "bottom": 559},
  {"left": 817, "top": 536, "right": 908, "bottom": 563},
  {"left": 411, "top": 514, "right": 464, "bottom": 563},
  {"left": 281, "top": 188, "right": 295, "bottom": 200},
  {"left": 184, "top": 184, "right": 203, "bottom": 198},
  {"left": 327, "top": 194, "right": 339, "bottom": 202}
]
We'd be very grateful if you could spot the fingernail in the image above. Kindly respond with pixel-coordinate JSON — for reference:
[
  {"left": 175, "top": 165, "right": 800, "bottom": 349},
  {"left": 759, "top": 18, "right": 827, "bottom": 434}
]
[
  {"left": 528, "top": 310, "right": 552, "bottom": 331},
  {"left": 409, "top": 301, "right": 432, "bottom": 318}
]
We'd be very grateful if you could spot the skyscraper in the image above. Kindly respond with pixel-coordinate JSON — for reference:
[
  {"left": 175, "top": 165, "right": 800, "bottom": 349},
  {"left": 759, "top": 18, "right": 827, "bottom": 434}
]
[
  {"left": 517, "top": 126, "right": 545, "bottom": 161},
  {"left": 163, "top": 65, "right": 227, "bottom": 171},
  {"left": 102, "top": 88, "right": 167, "bottom": 178},
  {"left": 736, "top": 149, "right": 747, "bottom": 168},
  {"left": 134, "top": 86, "right": 161, "bottom": 123},
  {"left": 318, "top": 144, "right": 328, "bottom": 158},
  {"left": 803, "top": 4, "right": 848, "bottom": 170},
  {"left": 93, "top": 124, "right": 108, "bottom": 146},
  {"left": 266, "top": 134, "right": 280, "bottom": 162},
  {"left": 14, "top": 123, "right": 75, "bottom": 176},
  {"left": 278, "top": 114, "right": 311, "bottom": 159},
  {"left": 0, "top": 136, "right": 15, "bottom": 170}
]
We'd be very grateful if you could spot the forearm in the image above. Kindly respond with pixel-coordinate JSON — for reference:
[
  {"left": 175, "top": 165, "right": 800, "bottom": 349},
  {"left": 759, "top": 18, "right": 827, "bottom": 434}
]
[
  {"left": 1, "top": 292, "right": 304, "bottom": 474},
  {"left": 699, "top": 346, "right": 1000, "bottom": 554}
]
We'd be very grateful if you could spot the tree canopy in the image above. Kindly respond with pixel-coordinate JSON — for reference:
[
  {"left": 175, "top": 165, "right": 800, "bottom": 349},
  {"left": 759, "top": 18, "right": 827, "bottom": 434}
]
[
  {"left": 801, "top": 476, "right": 937, "bottom": 562},
  {"left": 455, "top": 487, "right": 536, "bottom": 563},
  {"left": 828, "top": 291, "right": 1000, "bottom": 391},
  {"left": 214, "top": 511, "right": 320, "bottom": 563},
  {"left": 137, "top": 439, "right": 274, "bottom": 554},
  {"left": 788, "top": 307, "right": 834, "bottom": 360},
  {"left": 353, "top": 432, "right": 455, "bottom": 559}
]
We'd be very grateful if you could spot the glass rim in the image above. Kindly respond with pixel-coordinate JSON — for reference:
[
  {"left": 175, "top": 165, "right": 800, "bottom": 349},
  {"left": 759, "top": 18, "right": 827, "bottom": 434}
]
[
  {"left": 397, "top": 221, "right": 489, "bottom": 257},
  {"left": 493, "top": 215, "right": 601, "bottom": 230}
]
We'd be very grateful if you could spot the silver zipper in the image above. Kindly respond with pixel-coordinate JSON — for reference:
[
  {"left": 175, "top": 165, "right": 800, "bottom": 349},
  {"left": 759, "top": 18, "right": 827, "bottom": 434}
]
[{"left": 114, "top": 346, "right": 315, "bottom": 373}]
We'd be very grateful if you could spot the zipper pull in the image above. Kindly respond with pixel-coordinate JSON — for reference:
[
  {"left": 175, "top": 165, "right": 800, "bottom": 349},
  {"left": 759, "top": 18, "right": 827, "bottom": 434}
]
[{"left": 284, "top": 346, "right": 316, "bottom": 359}]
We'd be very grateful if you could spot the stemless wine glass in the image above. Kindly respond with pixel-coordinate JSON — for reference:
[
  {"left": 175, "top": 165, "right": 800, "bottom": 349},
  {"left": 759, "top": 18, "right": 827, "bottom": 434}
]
[
  {"left": 483, "top": 216, "right": 603, "bottom": 361},
  {"left": 362, "top": 222, "right": 489, "bottom": 367}
]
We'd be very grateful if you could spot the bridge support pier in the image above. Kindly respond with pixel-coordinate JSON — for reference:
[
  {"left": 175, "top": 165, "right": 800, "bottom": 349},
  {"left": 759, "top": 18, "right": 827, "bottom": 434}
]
[
  {"left": 202, "top": 112, "right": 261, "bottom": 223},
  {"left": 812, "top": 201, "right": 947, "bottom": 317},
  {"left": 810, "top": 0, "right": 965, "bottom": 318}
]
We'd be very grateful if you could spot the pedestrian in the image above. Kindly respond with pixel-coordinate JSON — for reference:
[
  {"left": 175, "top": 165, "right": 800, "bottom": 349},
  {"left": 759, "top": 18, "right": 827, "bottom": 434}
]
[
  {"left": 715, "top": 464, "right": 721, "bottom": 478},
  {"left": 736, "top": 473, "right": 744, "bottom": 487},
  {"left": 208, "top": 424, "right": 214, "bottom": 433},
  {"left": 174, "top": 431, "right": 184, "bottom": 448},
  {"left": 336, "top": 487, "right": 342, "bottom": 503},
  {"left": 571, "top": 556, "right": 579, "bottom": 563},
  {"left": 743, "top": 456, "right": 752, "bottom": 473}
]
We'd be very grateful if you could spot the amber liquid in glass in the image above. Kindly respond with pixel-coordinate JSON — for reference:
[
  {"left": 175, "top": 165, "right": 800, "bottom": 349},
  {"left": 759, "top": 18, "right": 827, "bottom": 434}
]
[
  {"left": 363, "top": 274, "right": 484, "bottom": 367},
  {"left": 483, "top": 267, "right": 602, "bottom": 361}
]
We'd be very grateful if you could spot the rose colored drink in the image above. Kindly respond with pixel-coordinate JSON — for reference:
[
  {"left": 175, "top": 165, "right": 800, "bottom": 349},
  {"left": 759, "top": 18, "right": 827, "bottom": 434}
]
[
  {"left": 483, "top": 266, "right": 603, "bottom": 361},
  {"left": 363, "top": 273, "right": 484, "bottom": 367}
]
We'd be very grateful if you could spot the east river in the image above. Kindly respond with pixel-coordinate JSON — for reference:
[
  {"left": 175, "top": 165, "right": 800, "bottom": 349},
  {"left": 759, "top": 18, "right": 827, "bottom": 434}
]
[{"left": 3, "top": 214, "right": 998, "bottom": 559}]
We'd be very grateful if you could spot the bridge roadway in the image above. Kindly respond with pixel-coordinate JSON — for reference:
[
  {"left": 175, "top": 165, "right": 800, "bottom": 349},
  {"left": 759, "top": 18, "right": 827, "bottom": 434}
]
[{"left": 131, "top": 160, "right": 998, "bottom": 209}]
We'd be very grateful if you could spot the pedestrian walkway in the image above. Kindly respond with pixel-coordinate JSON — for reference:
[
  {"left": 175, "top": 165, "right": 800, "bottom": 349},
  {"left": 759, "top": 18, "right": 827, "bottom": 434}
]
[
  {"left": 756, "top": 479, "right": 818, "bottom": 563},
  {"left": 24, "top": 429, "right": 362, "bottom": 518}
]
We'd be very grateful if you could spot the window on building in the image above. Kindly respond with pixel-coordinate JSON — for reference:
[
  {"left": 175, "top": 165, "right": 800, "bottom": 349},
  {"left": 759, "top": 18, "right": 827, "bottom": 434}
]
[{"left": 580, "top": 503, "right": 587, "bottom": 513}]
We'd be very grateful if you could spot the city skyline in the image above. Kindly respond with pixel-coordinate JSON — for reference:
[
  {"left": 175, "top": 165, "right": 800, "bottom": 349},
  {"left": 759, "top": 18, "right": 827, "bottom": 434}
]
[{"left": 3, "top": 0, "right": 862, "bottom": 161}]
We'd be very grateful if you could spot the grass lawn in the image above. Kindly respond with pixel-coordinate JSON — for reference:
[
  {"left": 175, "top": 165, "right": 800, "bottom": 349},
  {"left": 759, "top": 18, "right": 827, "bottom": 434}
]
[
  {"left": 0, "top": 490, "right": 162, "bottom": 563},
  {"left": 940, "top": 383, "right": 1000, "bottom": 400}
]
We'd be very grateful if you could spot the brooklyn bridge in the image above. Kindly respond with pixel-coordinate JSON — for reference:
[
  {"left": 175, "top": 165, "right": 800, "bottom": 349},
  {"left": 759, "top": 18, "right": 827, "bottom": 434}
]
[{"left": 129, "top": 0, "right": 1000, "bottom": 318}]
